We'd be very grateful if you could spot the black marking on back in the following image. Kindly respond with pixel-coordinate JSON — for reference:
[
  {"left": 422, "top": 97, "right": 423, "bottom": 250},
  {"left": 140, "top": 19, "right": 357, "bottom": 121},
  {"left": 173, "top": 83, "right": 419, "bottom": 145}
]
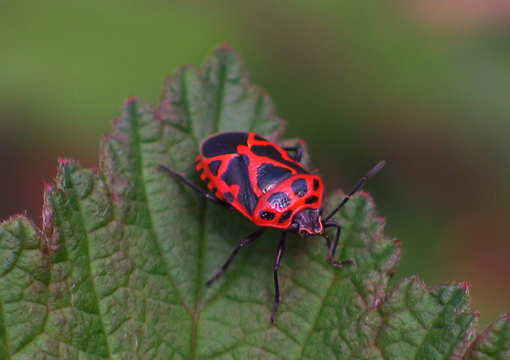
[
  {"left": 260, "top": 211, "right": 275, "bottom": 220},
  {"left": 224, "top": 192, "right": 234, "bottom": 203},
  {"left": 279, "top": 210, "right": 293, "bottom": 223},
  {"left": 305, "top": 196, "right": 319, "bottom": 205},
  {"left": 268, "top": 192, "right": 291, "bottom": 209},
  {"left": 254, "top": 134, "right": 267, "bottom": 141},
  {"left": 291, "top": 178, "right": 308, "bottom": 197},
  {"left": 201, "top": 132, "right": 249, "bottom": 158},
  {"left": 313, "top": 178, "right": 320, "bottom": 191},
  {"left": 251, "top": 144, "right": 308, "bottom": 175},
  {"left": 204, "top": 178, "right": 210, "bottom": 184},
  {"left": 211, "top": 187, "right": 218, "bottom": 194},
  {"left": 220, "top": 156, "right": 259, "bottom": 214},
  {"left": 257, "top": 163, "right": 293, "bottom": 194},
  {"left": 208, "top": 160, "right": 222, "bottom": 176}
]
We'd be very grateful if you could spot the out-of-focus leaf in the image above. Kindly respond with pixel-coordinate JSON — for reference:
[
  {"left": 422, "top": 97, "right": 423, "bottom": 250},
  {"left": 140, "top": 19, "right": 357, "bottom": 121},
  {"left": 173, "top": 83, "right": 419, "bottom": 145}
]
[{"left": 464, "top": 315, "right": 510, "bottom": 360}]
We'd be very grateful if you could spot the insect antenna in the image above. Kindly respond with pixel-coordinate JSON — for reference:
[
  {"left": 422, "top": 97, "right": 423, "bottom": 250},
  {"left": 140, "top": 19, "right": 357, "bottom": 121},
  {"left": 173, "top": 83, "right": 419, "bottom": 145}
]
[{"left": 324, "top": 161, "right": 385, "bottom": 222}]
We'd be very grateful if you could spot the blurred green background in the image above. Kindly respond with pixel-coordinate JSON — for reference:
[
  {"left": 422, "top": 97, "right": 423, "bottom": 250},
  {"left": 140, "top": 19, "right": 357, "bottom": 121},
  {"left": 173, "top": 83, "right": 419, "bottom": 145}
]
[{"left": 2, "top": 0, "right": 510, "bottom": 328}]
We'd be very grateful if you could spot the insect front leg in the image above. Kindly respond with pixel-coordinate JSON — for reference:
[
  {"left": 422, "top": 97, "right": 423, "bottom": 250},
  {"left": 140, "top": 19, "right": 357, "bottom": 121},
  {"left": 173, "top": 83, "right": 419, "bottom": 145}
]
[
  {"left": 158, "top": 164, "right": 230, "bottom": 207},
  {"left": 271, "top": 231, "right": 287, "bottom": 324},
  {"left": 323, "top": 221, "right": 354, "bottom": 267}
]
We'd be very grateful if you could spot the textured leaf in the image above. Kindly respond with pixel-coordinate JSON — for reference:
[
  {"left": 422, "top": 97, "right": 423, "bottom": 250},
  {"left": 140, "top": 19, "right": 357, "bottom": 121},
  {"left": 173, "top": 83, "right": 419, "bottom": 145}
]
[
  {"left": 377, "top": 280, "right": 476, "bottom": 360},
  {"left": 464, "top": 315, "right": 510, "bottom": 360},
  {"left": 0, "top": 44, "right": 508, "bottom": 359}
]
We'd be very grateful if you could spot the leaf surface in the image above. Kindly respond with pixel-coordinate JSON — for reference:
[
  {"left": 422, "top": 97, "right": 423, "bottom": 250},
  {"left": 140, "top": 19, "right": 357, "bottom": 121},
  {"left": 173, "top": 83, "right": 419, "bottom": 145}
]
[{"left": 464, "top": 315, "right": 510, "bottom": 360}]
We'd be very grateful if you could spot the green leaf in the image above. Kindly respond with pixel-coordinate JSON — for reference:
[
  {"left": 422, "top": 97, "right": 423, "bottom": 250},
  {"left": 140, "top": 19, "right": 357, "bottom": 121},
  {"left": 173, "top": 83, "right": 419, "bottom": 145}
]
[
  {"left": 0, "top": 44, "right": 508, "bottom": 359},
  {"left": 465, "top": 315, "right": 510, "bottom": 360}
]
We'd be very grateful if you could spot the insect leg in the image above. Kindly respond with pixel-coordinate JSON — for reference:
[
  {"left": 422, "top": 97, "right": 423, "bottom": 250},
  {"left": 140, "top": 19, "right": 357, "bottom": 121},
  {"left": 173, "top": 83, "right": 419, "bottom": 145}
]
[
  {"left": 271, "top": 231, "right": 287, "bottom": 324},
  {"left": 324, "top": 161, "right": 385, "bottom": 221},
  {"left": 206, "top": 228, "right": 267, "bottom": 286},
  {"left": 323, "top": 221, "right": 354, "bottom": 267},
  {"left": 158, "top": 164, "right": 230, "bottom": 208},
  {"left": 320, "top": 232, "right": 332, "bottom": 250},
  {"left": 281, "top": 147, "right": 302, "bottom": 162}
]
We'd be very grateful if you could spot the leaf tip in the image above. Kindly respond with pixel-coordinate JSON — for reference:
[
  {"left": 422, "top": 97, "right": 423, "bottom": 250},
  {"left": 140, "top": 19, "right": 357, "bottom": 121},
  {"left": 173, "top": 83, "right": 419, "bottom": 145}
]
[
  {"left": 216, "top": 42, "right": 236, "bottom": 54},
  {"left": 58, "top": 157, "right": 73, "bottom": 166},
  {"left": 358, "top": 190, "right": 370, "bottom": 197},
  {"left": 459, "top": 282, "right": 471, "bottom": 290}
]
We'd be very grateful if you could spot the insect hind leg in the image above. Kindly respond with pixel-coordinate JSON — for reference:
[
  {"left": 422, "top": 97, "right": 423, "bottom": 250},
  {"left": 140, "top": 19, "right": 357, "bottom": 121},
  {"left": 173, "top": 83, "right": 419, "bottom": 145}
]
[{"left": 158, "top": 164, "right": 230, "bottom": 207}]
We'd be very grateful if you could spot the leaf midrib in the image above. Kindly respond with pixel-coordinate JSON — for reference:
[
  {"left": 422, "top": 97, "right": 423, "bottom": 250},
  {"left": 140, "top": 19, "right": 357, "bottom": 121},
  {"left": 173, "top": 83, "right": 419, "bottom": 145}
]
[
  {"left": 128, "top": 101, "right": 194, "bottom": 357},
  {"left": 61, "top": 170, "right": 110, "bottom": 357}
]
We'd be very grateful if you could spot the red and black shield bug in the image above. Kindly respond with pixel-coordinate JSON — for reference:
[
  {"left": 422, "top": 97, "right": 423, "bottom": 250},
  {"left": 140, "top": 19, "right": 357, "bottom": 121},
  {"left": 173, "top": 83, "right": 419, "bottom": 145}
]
[{"left": 159, "top": 132, "right": 384, "bottom": 323}]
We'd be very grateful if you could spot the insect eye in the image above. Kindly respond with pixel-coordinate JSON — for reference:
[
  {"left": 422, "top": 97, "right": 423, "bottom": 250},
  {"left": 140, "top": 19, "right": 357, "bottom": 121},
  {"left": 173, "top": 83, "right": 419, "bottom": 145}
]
[{"left": 290, "top": 223, "right": 299, "bottom": 231}]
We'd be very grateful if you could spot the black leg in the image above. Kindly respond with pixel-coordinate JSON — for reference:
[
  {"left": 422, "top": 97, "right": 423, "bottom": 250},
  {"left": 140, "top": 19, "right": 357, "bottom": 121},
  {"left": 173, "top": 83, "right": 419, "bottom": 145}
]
[
  {"left": 320, "top": 232, "right": 332, "bottom": 250},
  {"left": 282, "top": 147, "right": 302, "bottom": 162},
  {"left": 324, "top": 161, "right": 385, "bottom": 221},
  {"left": 206, "top": 228, "right": 266, "bottom": 286},
  {"left": 323, "top": 221, "right": 354, "bottom": 267},
  {"left": 158, "top": 164, "right": 230, "bottom": 208},
  {"left": 271, "top": 231, "right": 287, "bottom": 324}
]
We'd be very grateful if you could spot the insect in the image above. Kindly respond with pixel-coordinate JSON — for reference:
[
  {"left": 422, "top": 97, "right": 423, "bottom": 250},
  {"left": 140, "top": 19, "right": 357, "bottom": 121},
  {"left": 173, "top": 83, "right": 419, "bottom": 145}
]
[{"left": 159, "top": 132, "right": 384, "bottom": 323}]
